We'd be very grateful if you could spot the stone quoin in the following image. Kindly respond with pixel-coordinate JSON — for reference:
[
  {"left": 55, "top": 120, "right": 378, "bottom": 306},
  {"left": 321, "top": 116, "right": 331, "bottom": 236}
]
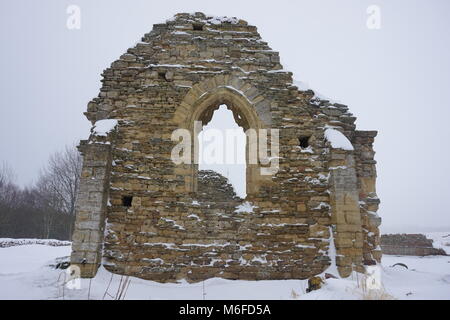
[{"left": 70, "top": 12, "right": 381, "bottom": 282}]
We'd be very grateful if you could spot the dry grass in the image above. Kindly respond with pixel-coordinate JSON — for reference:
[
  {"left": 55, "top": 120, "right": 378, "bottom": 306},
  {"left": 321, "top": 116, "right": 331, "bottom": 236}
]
[
  {"left": 360, "top": 289, "right": 396, "bottom": 300},
  {"left": 354, "top": 270, "right": 396, "bottom": 300},
  {"left": 290, "top": 289, "right": 300, "bottom": 299}
]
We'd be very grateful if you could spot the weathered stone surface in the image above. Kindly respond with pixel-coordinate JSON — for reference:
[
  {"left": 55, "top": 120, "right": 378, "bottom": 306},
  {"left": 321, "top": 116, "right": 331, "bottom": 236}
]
[{"left": 70, "top": 12, "right": 381, "bottom": 282}]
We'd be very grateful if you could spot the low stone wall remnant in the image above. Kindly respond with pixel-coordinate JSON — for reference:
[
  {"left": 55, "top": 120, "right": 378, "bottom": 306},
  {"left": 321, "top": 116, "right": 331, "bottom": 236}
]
[{"left": 381, "top": 234, "right": 447, "bottom": 256}]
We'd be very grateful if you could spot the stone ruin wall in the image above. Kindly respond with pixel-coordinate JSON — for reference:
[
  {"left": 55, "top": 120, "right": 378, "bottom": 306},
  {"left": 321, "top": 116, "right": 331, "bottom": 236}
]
[
  {"left": 381, "top": 234, "right": 447, "bottom": 256},
  {"left": 70, "top": 12, "right": 381, "bottom": 282}
]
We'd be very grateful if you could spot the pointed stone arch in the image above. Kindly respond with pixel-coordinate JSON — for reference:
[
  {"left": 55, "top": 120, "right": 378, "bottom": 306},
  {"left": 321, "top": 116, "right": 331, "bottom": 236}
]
[
  {"left": 174, "top": 75, "right": 272, "bottom": 129},
  {"left": 174, "top": 75, "right": 273, "bottom": 196}
]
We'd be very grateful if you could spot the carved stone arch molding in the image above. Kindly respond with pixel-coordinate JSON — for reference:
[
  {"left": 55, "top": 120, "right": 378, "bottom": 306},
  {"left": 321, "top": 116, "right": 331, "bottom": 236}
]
[
  {"left": 174, "top": 75, "right": 272, "bottom": 129},
  {"left": 173, "top": 75, "right": 273, "bottom": 196}
]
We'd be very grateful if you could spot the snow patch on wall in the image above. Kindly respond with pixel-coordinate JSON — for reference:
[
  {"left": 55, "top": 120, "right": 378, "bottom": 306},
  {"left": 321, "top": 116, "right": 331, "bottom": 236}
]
[
  {"left": 293, "top": 80, "right": 340, "bottom": 104},
  {"left": 234, "top": 201, "right": 257, "bottom": 213},
  {"left": 207, "top": 16, "right": 240, "bottom": 25},
  {"left": 92, "top": 119, "right": 118, "bottom": 137}
]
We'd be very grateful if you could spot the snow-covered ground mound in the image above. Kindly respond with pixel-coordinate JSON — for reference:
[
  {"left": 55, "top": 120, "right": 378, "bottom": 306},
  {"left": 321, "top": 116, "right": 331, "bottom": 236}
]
[
  {"left": 0, "top": 238, "right": 448, "bottom": 300},
  {"left": 424, "top": 232, "right": 450, "bottom": 254},
  {"left": 0, "top": 238, "right": 71, "bottom": 248}
]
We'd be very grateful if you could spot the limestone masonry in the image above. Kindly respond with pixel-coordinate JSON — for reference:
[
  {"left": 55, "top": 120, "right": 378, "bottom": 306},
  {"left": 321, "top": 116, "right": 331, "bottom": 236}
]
[
  {"left": 70, "top": 12, "right": 381, "bottom": 282},
  {"left": 381, "top": 234, "right": 447, "bottom": 256}
]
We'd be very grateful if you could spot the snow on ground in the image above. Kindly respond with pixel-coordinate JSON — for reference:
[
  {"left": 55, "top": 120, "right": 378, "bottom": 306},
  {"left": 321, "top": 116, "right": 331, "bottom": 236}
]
[
  {"left": 0, "top": 238, "right": 448, "bottom": 300},
  {"left": 0, "top": 244, "right": 70, "bottom": 299},
  {"left": 381, "top": 255, "right": 450, "bottom": 300},
  {"left": 425, "top": 232, "right": 450, "bottom": 254}
]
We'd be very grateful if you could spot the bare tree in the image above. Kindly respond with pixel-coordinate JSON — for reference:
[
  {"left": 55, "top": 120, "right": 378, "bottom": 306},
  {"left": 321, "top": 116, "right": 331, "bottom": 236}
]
[
  {"left": 36, "top": 145, "right": 82, "bottom": 238},
  {"left": 0, "top": 161, "right": 13, "bottom": 184},
  {"left": 0, "top": 162, "right": 21, "bottom": 233},
  {"left": 0, "top": 161, "right": 19, "bottom": 207},
  {"left": 0, "top": 147, "right": 82, "bottom": 240}
]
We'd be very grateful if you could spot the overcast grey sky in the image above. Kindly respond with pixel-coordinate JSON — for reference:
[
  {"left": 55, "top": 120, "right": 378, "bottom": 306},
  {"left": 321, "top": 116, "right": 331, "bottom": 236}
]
[{"left": 1, "top": 0, "right": 449, "bottom": 233}]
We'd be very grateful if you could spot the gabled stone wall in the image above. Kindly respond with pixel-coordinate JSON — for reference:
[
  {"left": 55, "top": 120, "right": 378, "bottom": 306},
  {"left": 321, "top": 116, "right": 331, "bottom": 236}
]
[{"left": 70, "top": 12, "right": 381, "bottom": 282}]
